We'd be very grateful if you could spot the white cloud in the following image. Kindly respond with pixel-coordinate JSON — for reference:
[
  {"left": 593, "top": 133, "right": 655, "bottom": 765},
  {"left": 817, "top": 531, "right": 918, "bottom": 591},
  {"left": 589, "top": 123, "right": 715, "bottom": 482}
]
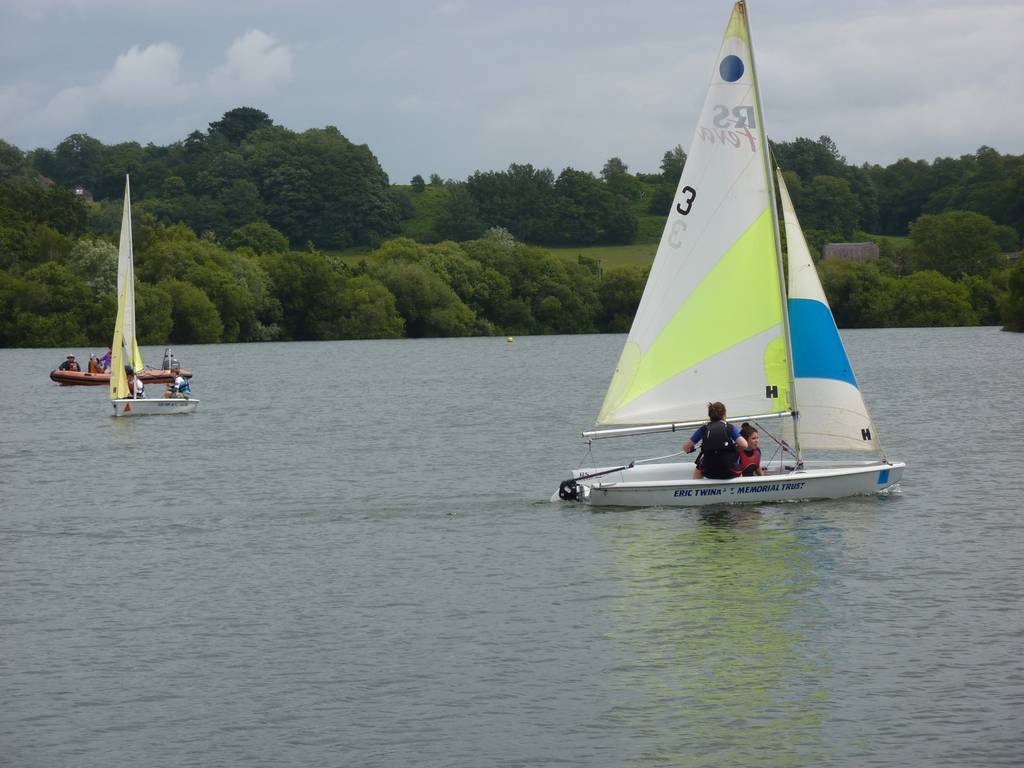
[
  {"left": 41, "top": 85, "right": 92, "bottom": 128},
  {"left": 36, "top": 42, "right": 190, "bottom": 135},
  {"left": 208, "top": 30, "right": 292, "bottom": 99},
  {"left": 98, "top": 43, "right": 190, "bottom": 105},
  {"left": 757, "top": 3, "right": 1024, "bottom": 164}
]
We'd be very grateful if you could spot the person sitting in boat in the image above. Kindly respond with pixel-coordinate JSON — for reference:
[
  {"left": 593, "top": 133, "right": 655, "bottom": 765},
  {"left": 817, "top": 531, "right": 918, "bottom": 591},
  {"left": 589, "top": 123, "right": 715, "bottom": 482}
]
[
  {"left": 124, "top": 367, "right": 142, "bottom": 399},
  {"left": 99, "top": 347, "right": 111, "bottom": 373},
  {"left": 737, "top": 423, "right": 764, "bottom": 477},
  {"left": 58, "top": 355, "right": 81, "bottom": 372},
  {"left": 87, "top": 355, "right": 102, "bottom": 374},
  {"left": 133, "top": 373, "right": 145, "bottom": 399},
  {"left": 682, "top": 401, "right": 747, "bottom": 480},
  {"left": 165, "top": 373, "right": 191, "bottom": 399}
]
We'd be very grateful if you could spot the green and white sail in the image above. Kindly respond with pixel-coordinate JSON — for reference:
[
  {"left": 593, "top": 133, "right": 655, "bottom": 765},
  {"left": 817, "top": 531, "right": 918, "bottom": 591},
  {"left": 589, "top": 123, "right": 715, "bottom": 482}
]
[
  {"left": 777, "top": 170, "right": 881, "bottom": 452},
  {"left": 597, "top": 1, "right": 790, "bottom": 426},
  {"left": 110, "top": 175, "right": 143, "bottom": 401}
]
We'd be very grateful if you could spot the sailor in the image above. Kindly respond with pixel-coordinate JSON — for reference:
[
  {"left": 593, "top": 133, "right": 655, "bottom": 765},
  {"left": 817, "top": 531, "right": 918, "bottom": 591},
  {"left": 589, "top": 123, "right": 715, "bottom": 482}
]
[
  {"left": 166, "top": 373, "right": 191, "bottom": 398},
  {"left": 737, "top": 423, "right": 764, "bottom": 476},
  {"left": 58, "top": 355, "right": 81, "bottom": 372},
  {"left": 682, "top": 401, "right": 747, "bottom": 480},
  {"left": 123, "top": 366, "right": 146, "bottom": 399}
]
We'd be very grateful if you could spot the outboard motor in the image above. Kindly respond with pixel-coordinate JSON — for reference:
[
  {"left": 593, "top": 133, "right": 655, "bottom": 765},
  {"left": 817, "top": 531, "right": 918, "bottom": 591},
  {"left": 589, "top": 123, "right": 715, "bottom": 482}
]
[
  {"left": 558, "top": 478, "right": 581, "bottom": 502},
  {"left": 162, "top": 347, "right": 180, "bottom": 370}
]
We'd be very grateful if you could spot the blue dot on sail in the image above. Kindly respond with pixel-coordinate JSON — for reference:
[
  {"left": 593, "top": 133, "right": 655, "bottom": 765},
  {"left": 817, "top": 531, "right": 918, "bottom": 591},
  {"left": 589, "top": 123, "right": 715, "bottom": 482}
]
[{"left": 720, "top": 55, "right": 744, "bottom": 82}]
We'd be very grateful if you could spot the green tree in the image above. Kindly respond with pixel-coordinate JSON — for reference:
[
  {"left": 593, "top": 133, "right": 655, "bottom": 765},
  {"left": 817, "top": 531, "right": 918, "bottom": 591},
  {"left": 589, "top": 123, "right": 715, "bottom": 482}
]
[
  {"left": 772, "top": 136, "right": 843, "bottom": 182},
  {"left": 158, "top": 278, "right": 223, "bottom": 342},
  {"left": 208, "top": 107, "right": 274, "bottom": 146},
  {"left": 1001, "top": 258, "right": 1024, "bottom": 331},
  {"left": 226, "top": 222, "right": 290, "bottom": 254},
  {"left": 993, "top": 224, "right": 1020, "bottom": 252},
  {"left": 373, "top": 260, "right": 476, "bottom": 337},
  {"left": 800, "top": 175, "right": 862, "bottom": 239},
  {"left": 550, "top": 168, "right": 637, "bottom": 245},
  {"left": 660, "top": 145, "right": 687, "bottom": 182},
  {"left": 959, "top": 273, "right": 1004, "bottom": 325},
  {"left": 260, "top": 250, "right": 346, "bottom": 339},
  {"left": 11, "top": 262, "right": 94, "bottom": 346},
  {"left": 411, "top": 174, "right": 426, "bottom": 193},
  {"left": 135, "top": 282, "right": 174, "bottom": 344},
  {"left": 246, "top": 125, "right": 399, "bottom": 248},
  {"left": 466, "top": 163, "right": 555, "bottom": 243},
  {"left": 66, "top": 237, "right": 118, "bottom": 295},
  {"left": 819, "top": 260, "right": 895, "bottom": 327},
  {"left": 49, "top": 133, "right": 105, "bottom": 191},
  {"left": 598, "top": 266, "right": 648, "bottom": 331},
  {"left": 334, "top": 275, "right": 405, "bottom": 338},
  {"left": 433, "top": 183, "right": 485, "bottom": 242},
  {"left": 601, "top": 156, "right": 639, "bottom": 200},
  {"left": 890, "top": 270, "right": 978, "bottom": 326},
  {"left": 909, "top": 210, "right": 1003, "bottom": 277},
  {"left": 0, "top": 139, "right": 29, "bottom": 178}
]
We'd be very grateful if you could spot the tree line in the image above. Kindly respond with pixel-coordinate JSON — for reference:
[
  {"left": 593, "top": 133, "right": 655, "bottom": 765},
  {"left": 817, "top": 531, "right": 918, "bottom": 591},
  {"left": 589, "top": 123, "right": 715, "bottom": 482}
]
[{"left": 1, "top": 110, "right": 1023, "bottom": 347}]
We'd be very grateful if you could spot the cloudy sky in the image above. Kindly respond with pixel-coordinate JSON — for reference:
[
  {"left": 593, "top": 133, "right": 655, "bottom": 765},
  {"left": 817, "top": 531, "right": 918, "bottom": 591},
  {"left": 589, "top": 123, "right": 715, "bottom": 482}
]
[{"left": 0, "top": 0, "right": 1020, "bottom": 183}]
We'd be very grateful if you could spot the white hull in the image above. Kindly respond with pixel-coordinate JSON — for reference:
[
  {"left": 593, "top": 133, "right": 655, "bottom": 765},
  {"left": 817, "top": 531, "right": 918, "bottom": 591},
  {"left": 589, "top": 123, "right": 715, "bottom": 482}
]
[
  {"left": 111, "top": 397, "right": 199, "bottom": 417},
  {"left": 562, "top": 460, "right": 904, "bottom": 507}
]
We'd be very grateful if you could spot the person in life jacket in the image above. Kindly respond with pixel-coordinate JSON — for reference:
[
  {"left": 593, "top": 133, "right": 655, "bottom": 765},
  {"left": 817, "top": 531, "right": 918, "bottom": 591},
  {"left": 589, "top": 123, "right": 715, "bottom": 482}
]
[
  {"left": 738, "top": 422, "right": 764, "bottom": 476},
  {"left": 58, "top": 354, "right": 81, "bottom": 372},
  {"left": 682, "top": 401, "right": 748, "bottom": 480},
  {"left": 165, "top": 374, "right": 191, "bottom": 398}
]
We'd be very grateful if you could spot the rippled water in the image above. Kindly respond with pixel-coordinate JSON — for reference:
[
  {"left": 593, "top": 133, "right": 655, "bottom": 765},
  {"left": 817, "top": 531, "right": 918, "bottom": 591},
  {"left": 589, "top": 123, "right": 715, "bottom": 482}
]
[{"left": 2, "top": 328, "right": 1022, "bottom": 767}]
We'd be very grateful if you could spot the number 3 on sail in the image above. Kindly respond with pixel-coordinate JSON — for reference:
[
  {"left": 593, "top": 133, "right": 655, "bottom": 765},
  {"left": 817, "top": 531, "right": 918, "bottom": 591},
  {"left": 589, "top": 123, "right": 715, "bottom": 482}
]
[{"left": 555, "top": 1, "right": 904, "bottom": 507}]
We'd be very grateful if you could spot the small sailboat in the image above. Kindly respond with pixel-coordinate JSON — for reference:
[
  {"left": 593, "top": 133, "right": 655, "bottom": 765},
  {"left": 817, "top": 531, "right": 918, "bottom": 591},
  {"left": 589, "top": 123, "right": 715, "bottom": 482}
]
[
  {"left": 556, "top": 1, "right": 903, "bottom": 507},
  {"left": 110, "top": 176, "right": 199, "bottom": 417}
]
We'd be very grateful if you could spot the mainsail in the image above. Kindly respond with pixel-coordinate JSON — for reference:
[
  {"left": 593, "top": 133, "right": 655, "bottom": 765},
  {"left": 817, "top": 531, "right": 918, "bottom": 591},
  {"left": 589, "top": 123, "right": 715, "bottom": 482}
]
[
  {"left": 110, "top": 176, "right": 143, "bottom": 401},
  {"left": 777, "top": 170, "right": 881, "bottom": 452},
  {"left": 597, "top": 1, "right": 791, "bottom": 426},
  {"left": 117, "top": 176, "right": 144, "bottom": 374}
]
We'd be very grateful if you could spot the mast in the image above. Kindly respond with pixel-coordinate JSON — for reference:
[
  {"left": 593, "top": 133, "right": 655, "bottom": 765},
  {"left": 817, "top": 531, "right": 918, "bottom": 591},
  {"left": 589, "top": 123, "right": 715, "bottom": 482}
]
[{"left": 741, "top": 1, "right": 801, "bottom": 461}]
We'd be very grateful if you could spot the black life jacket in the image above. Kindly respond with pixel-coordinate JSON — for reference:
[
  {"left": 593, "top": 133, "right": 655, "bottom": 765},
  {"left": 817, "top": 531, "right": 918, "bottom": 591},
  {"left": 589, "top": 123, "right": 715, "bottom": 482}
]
[{"left": 699, "top": 420, "right": 738, "bottom": 479}]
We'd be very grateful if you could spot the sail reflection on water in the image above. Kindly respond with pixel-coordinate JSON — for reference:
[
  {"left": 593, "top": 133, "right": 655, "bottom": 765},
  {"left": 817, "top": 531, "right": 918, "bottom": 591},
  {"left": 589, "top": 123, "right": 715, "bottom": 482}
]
[{"left": 601, "top": 511, "right": 829, "bottom": 765}]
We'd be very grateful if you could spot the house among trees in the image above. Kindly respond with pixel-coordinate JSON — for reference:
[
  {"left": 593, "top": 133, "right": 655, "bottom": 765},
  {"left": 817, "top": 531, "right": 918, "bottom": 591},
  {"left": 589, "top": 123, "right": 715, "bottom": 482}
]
[
  {"left": 73, "top": 184, "right": 93, "bottom": 203},
  {"left": 822, "top": 242, "right": 879, "bottom": 262}
]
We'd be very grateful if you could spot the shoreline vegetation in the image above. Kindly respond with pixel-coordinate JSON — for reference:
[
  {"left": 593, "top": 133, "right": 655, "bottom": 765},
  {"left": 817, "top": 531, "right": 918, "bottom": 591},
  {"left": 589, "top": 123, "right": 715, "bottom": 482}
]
[{"left": 2, "top": 107, "right": 1023, "bottom": 348}]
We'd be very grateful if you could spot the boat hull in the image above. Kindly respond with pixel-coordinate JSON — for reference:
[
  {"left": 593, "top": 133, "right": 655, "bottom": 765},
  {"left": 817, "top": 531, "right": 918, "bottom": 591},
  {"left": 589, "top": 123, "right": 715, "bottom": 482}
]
[
  {"left": 111, "top": 397, "right": 199, "bottom": 416},
  {"left": 563, "top": 460, "right": 905, "bottom": 507},
  {"left": 52, "top": 368, "right": 193, "bottom": 386}
]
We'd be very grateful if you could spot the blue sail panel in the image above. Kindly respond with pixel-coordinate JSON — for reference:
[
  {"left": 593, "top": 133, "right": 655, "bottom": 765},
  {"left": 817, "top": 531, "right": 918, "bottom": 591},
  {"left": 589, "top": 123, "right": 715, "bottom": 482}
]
[{"left": 788, "top": 298, "right": 858, "bottom": 388}]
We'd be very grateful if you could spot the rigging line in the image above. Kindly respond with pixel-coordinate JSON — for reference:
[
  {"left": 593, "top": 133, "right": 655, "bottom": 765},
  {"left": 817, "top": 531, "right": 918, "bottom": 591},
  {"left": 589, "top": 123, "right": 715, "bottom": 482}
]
[
  {"left": 572, "top": 450, "right": 689, "bottom": 485},
  {"left": 576, "top": 440, "right": 595, "bottom": 468},
  {"left": 633, "top": 449, "right": 687, "bottom": 465},
  {"left": 753, "top": 420, "right": 798, "bottom": 457}
]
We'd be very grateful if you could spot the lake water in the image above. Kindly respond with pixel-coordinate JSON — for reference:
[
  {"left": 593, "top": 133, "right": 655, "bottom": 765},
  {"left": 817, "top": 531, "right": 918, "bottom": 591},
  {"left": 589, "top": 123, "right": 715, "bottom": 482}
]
[{"left": 2, "top": 327, "right": 1022, "bottom": 767}]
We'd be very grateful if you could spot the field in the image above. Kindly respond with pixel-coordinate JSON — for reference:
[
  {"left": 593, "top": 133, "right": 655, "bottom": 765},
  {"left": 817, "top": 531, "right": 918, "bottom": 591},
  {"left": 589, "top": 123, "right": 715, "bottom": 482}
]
[{"left": 548, "top": 243, "right": 658, "bottom": 271}]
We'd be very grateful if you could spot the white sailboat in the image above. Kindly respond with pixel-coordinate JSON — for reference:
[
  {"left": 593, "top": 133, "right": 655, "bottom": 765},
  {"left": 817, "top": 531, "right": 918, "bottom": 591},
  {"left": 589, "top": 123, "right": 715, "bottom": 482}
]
[
  {"left": 110, "top": 175, "right": 199, "bottom": 417},
  {"left": 556, "top": 1, "right": 903, "bottom": 507}
]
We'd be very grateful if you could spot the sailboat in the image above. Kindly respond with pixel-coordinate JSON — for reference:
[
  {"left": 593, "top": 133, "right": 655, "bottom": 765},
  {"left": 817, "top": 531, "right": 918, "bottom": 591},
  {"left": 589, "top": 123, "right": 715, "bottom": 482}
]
[
  {"left": 110, "top": 175, "right": 199, "bottom": 416},
  {"left": 556, "top": 1, "right": 903, "bottom": 507}
]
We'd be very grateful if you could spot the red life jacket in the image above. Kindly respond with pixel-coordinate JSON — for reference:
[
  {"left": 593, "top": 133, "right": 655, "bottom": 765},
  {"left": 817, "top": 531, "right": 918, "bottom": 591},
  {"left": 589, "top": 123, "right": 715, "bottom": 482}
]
[{"left": 738, "top": 447, "right": 761, "bottom": 476}]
